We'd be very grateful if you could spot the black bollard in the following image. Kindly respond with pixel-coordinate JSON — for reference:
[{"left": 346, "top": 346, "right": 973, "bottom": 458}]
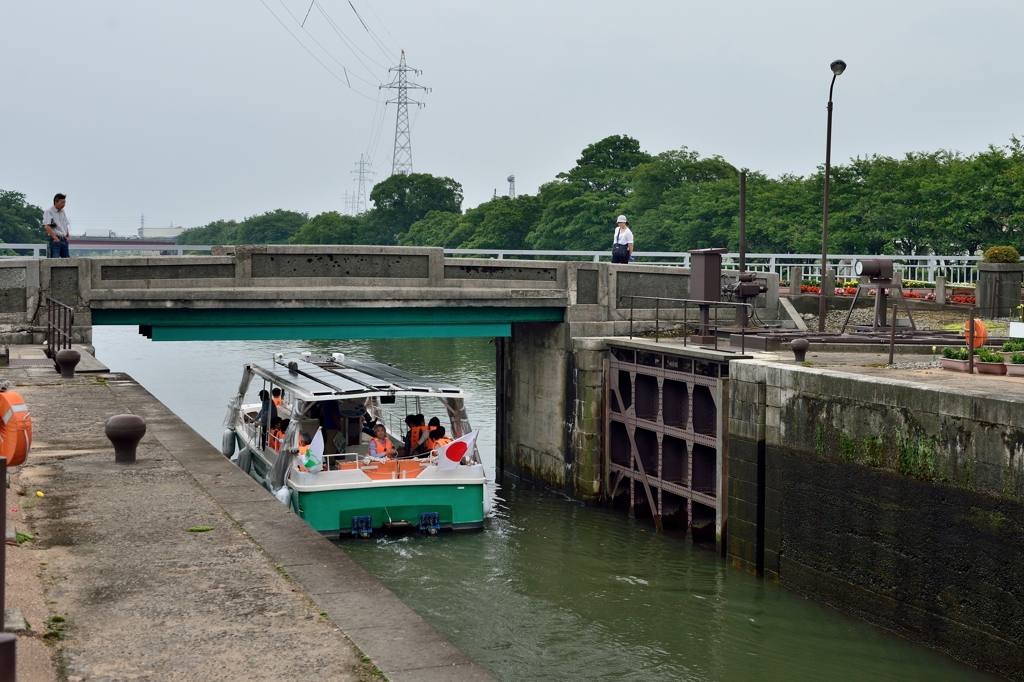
[
  {"left": 791, "top": 338, "right": 810, "bottom": 363},
  {"left": 0, "top": 633, "right": 14, "bottom": 682},
  {"left": 105, "top": 415, "right": 146, "bottom": 463},
  {"left": 55, "top": 348, "right": 81, "bottom": 379}
]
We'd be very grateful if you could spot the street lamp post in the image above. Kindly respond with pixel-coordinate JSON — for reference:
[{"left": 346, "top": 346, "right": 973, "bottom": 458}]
[{"left": 818, "top": 59, "right": 846, "bottom": 333}]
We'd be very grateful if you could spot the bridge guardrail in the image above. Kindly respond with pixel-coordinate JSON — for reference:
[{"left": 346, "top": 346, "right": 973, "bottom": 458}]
[
  {"left": 1, "top": 243, "right": 981, "bottom": 285},
  {"left": 1, "top": 243, "right": 214, "bottom": 257},
  {"left": 445, "top": 249, "right": 982, "bottom": 285}
]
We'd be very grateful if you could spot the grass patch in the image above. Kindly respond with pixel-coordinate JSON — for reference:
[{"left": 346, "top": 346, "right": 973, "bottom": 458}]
[
  {"left": 187, "top": 526, "right": 214, "bottom": 533},
  {"left": 43, "top": 616, "right": 66, "bottom": 640},
  {"left": 16, "top": 530, "right": 34, "bottom": 545}
]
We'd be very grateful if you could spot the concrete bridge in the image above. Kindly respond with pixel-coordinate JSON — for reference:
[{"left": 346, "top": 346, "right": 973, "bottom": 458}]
[{"left": 0, "top": 244, "right": 779, "bottom": 343}]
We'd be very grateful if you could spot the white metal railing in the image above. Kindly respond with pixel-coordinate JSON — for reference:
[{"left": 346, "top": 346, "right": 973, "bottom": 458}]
[
  {"left": 0, "top": 243, "right": 214, "bottom": 257},
  {"left": 444, "top": 249, "right": 982, "bottom": 285}
]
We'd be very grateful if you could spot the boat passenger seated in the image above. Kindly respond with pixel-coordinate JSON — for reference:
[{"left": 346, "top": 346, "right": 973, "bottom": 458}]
[
  {"left": 269, "top": 417, "right": 284, "bottom": 452},
  {"left": 296, "top": 431, "right": 322, "bottom": 472},
  {"left": 361, "top": 413, "right": 380, "bottom": 438},
  {"left": 272, "top": 387, "right": 284, "bottom": 409},
  {"left": 367, "top": 424, "right": 396, "bottom": 461},
  {"left": 404, "top": 415, "right": 429, "bottom": 458},
  {"left": 427, "top": 426, "right": 453, "bottom": 451}
]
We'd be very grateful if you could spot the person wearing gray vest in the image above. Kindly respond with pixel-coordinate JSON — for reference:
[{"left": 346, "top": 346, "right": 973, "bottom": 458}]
[{"left": 42, "top": 193, "right": 71, "bottom": 258}]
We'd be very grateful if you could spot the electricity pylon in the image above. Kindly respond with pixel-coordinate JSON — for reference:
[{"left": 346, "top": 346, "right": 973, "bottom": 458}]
[
  {"left": 351, "top": 154, "right": 374, "bottom": 214},
  {"left": 380, "top": 51, "right": 429, "bottom": 176}
]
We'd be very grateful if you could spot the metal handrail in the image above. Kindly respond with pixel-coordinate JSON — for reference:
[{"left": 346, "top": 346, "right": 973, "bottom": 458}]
[
  {"left": 627, "top": 296, "right": 754, "bottom": 352},
  {"left": 45, "top": 297, "right": 75, "bottom": 361},
  {"left": 0, "top": 243, "right": 214, "bottom": 257}
]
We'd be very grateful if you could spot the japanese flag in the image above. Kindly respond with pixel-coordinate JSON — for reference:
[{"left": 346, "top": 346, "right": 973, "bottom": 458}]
[{"left": 436, "top": 430, "right": 477, "bottom": 471}]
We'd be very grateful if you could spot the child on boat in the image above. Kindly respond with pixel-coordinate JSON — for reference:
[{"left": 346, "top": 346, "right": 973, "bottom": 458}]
[
  {"left": 269, "top": 417, "right": 284, "bottom": 452},
  {"left": 427, "top": 426, "right": 453, "bottom": 451}
]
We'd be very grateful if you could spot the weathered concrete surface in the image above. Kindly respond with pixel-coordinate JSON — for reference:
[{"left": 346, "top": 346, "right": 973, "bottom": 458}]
[
  {"left": 728, "top": 357, "right": 1024, "bottom": 681},
  {"left": 5, "top": 363, "right": 498, "bottom": 682}
]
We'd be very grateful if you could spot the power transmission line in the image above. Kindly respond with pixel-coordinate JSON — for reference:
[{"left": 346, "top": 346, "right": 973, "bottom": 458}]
[
  {"left": 351, "top": 154, "right": 375, "bottom": 214},
  {"left": 380, "top": 51, "right": 429, "bottom": 175}
]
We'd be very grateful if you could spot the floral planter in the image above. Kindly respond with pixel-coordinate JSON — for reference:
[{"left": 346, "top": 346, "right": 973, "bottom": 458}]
[
  {"left": 1007, "top": 363, "right": 1024, "bottom": 377},
  {"left": 940, "top": 358, "right": 972, "bottom": 373},
  {"left": 976, "top": 361, "right": 1007, "bottom": 375}
]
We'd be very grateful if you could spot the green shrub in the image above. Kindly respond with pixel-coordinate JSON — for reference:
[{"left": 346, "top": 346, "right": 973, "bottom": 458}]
[
  {"left": 1001, "top": 340, "right": 1024, "bottom": 352},
  {"left": 1012, "top": 352, "right": 1024, "bottom": 365},
  {"left": 982, "top": 246, "right": 1021, "bottom": 263},
  {"left": 942, "top": 347, "right": 969, "bottom": 360},
  {"left": 976, "top": 348, "right": 1004, "bottom": 363}
]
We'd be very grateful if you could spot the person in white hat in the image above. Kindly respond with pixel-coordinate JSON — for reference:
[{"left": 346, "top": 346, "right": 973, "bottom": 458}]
[{"left": 611, "top": 214, "right": 633, "bottom": 264}]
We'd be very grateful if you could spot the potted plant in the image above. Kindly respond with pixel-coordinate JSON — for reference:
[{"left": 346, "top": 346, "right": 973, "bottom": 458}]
[
  {"left": 940, "top": 346, "right": 971, "bottom": 373},
  {"left": 975, "top": 347, "right": 1007, "bottom": 375},
  {"left": 1009, "top": 352, "right": 1024, "bottom": 377}
]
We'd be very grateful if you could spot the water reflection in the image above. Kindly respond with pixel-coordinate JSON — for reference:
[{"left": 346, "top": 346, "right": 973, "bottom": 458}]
[{"left": 92, "top": 328, "right": 994, "bottom": 682}]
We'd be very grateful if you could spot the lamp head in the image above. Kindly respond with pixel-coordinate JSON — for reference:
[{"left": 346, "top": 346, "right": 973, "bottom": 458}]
[{"left": 830, "top": 60, "right": 847, "bottom": 76}]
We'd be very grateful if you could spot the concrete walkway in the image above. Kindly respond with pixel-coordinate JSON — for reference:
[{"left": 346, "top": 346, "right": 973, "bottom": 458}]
[{"left": 4, "top": 362, "right": 496, "bottom": 681}]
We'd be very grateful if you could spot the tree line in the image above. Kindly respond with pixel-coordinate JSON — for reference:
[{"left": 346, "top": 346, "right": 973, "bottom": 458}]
[{"left": 5, "top": 133, "right": 1023, "bottom": 256}]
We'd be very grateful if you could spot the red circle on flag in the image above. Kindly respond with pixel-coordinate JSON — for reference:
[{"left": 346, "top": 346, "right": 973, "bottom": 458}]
[{"left": 445, "top": 442, "right": 468, "bottom": 462}]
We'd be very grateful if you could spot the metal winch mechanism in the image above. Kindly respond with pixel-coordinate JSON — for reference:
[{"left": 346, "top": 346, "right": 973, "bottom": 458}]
[{"left": 723, "top": 273, "right": 767, "bottom": 326}]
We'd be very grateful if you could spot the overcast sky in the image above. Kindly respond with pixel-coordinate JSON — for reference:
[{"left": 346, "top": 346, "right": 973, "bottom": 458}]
[{"left": 2, "top": 1, "right": 1022, "bottom": 234}]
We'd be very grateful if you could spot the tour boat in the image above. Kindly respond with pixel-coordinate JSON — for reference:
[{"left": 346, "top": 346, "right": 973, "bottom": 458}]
[{"left": 222, "top": 352, "right": 488, "bottom": 537}]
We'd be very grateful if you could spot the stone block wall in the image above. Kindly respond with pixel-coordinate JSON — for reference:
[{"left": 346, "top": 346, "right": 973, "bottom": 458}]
[{"left": 728, "top": 360, "right": 1024, "bottom": 680}]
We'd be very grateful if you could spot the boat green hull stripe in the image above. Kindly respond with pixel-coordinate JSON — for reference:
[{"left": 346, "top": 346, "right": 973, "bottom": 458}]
[{"left": 295, "top": 484, "right": 485, "bottom": 533}]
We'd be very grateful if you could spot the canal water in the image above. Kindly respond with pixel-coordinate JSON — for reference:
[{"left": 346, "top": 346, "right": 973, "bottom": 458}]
[{"left": 92, "top": 327, "right": 995, "bottom": 682}]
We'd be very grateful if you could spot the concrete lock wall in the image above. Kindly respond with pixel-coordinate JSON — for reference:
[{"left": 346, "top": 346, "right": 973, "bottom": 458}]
[{"left": 727, "top": 360, "right": 1024, "bottom": 680}]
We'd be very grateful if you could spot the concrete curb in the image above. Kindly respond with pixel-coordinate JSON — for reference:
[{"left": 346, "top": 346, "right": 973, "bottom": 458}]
[{"left": 104, "top": 373, "right": 497, "bottom": 682}]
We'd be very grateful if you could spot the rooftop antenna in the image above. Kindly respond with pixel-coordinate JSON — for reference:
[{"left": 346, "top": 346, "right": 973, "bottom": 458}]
[
  {"left": 380, "top": 51, "right": 429, "bottom": 175},
  {"left": 507, "top": 173, "right": 516, "bottom": 199}
]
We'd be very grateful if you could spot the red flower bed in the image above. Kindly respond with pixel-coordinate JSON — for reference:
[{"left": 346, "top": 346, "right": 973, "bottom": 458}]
[
  {"left": 903, "top": 291, "right": 922, "bottom": 299},
  {"left": 800, "top": 284, "right": 820, "bottom": 294},
  {"left": 949, "top": 295, "right": 976, "bottom": 305}
]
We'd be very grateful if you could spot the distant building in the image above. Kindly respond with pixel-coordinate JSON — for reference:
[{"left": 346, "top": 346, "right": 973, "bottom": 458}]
[{"left": 139, "top": 226, "right": 185, "bottom": 239}]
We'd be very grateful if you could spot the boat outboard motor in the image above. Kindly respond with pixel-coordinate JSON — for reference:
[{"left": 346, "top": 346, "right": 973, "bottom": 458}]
[{"left": 221, "top": 428, "right": 236, "bottom": 458}]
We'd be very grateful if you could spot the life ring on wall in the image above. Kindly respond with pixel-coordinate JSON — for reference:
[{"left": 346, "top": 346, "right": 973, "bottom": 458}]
[
  {"left": 964, "top": 319, "right": 988, "bottom": 349},
  {"left": 0, "top": 389, "right": 32, "bottom": 467}
]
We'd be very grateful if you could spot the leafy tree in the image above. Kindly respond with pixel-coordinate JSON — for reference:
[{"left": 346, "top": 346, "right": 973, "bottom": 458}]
[
  {"left": 177, "top": 219, "right": 238, "bottom": 245},
  {"left": 290, "top": 211, "right": 361, "bottom": 244},
  {"left": 234, "top": 209, "right": 308, "bottom": 244},
  {"left": 0, "top": 190, "right": 45, "bottom": 243},
  {"left": 399, "top": 211, "right": 462, "bottom": 248},
  {"left": 369, "top": 173, "right": 463, "bottom": 244},
  {"left": 461, "top": 195, "right": 542, "bottom": 249}
]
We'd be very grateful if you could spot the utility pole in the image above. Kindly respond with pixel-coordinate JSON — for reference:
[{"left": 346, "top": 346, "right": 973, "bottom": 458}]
[
  {"left": 351, "top": 155, "right": 374, "bottom": 214},
  {"left": 380, "top": 51, "right": 429, "bottom": 176},
  {"left": 507, "top": 173, "right": 516, "bottom": 199}
]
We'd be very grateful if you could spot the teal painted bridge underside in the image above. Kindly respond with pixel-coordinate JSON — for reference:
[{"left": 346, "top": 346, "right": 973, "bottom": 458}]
[{"left": 91, "top": 306, "right": 564, "bottom": 341}]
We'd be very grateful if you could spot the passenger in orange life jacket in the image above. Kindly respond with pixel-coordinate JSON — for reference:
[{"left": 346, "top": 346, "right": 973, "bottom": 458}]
[
  {"left": 296, "top": 432, "right": 314, "bottom": 471},
  {"left": 268, "top": 417, "right": 284, "bottom": 452},
  {"left": 272, "top": 388, "right": 284, "bottom": 409},
  {"left": 368, "top": 424, "right": 396, "bottom": 460},
  {"left": 406, "top": 414, "right": 429, "bottom": 457},
  {"left": 427, "top": 425, "right": 453, "bottom": 451}
]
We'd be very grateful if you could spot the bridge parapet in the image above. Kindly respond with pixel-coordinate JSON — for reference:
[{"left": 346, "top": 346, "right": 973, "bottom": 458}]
[{"left": 0, "top": 245, "right": 778, "bottom": 343}]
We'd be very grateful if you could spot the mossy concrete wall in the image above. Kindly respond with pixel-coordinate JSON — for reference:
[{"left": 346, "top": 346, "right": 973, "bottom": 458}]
[{"left": 728, "top": 360, "right": 1024, "bottom": 680}]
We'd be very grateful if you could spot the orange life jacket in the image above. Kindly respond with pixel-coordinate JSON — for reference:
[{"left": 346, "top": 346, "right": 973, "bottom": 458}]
[
  {"left": 410, "top": 425, "right": 428, "bottom": 448},
  {"left": 369, "top": 437, "right": 392, "bottom": 458},
  {"left": 0, "top": 390, "right": 32, "bottom": 467},
  {"left": 269, "top": 429, "right": 284, "bottom": 452},
  {"left": 272, "top": 396, "right": 283, "bottom": 408}
]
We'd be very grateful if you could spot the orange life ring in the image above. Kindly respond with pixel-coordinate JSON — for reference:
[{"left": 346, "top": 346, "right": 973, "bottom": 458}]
[
  {"left": 0, "top": 390, "right": 32, "bottom": 467},
  {"left": 964, "top": 319, "right": 988, "bottom": 349}
]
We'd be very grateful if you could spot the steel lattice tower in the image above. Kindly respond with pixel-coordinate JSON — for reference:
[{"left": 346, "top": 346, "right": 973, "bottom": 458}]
[
  {"left": 381, "top": 51, "right": 429, "bottom": 176},
  {"left": 507, "top": 173, "right": 516, "bottom": 199},
  {"left": 351, "top": 155, "right": 374, "bottom": 214}
]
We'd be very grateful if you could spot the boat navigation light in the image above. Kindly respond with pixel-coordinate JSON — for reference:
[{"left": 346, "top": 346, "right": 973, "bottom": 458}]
[{"left": 332, "top": 352, "right": 345, "bottom": 363}]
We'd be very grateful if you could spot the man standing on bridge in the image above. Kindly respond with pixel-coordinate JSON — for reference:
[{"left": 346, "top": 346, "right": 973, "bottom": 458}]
[{"left": 42, "top": 193, "right": 71, "bottom": 258}]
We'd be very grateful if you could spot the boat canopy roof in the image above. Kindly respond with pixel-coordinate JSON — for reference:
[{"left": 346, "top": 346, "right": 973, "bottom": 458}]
[{"left": 246, "top": 355, "right": 466, "bottom": 402}]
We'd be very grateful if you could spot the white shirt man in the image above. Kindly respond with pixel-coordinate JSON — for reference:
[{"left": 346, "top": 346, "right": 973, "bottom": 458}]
[
  {"left": 611, "top": 214, "right": 633, "bottom": 264},
  {"left": 42, "top": 194, "right": 71, "bottom": 258}
]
